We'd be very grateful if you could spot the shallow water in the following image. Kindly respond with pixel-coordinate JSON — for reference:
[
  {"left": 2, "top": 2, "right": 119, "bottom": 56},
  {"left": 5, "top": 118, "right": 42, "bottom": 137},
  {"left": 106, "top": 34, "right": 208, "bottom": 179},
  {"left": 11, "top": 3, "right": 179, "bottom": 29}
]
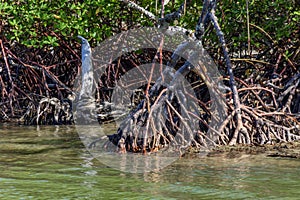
[{"left": 0, "top": 125, "right": 299, "bottom": 199}]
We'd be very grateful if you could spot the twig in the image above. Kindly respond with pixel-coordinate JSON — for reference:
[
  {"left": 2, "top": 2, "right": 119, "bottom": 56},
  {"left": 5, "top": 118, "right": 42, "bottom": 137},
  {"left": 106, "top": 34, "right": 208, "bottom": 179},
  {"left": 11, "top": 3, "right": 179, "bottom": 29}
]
[
  {"left": 119, "top": 0, "right": 156, "bottom": 21},
  {"left": 246, "top": 0, "right": 251, "bottom": 55}
]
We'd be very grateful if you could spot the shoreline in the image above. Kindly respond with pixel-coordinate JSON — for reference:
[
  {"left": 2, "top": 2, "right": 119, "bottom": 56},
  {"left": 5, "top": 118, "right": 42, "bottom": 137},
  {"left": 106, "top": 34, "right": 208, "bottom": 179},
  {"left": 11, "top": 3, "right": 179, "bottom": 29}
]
[
  {"left": 185, "top": 141, "right": 300, "bottom": 159},
  {"left": 1, "top": 122, "right": 300, "bottom": 159}
]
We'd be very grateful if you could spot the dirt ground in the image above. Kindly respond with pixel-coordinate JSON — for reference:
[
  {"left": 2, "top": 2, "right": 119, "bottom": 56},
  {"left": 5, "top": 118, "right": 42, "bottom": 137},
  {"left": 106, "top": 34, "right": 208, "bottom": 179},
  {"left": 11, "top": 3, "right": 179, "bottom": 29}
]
[{"left": 184, "top": 141, "right": 300, "bottom": 159}]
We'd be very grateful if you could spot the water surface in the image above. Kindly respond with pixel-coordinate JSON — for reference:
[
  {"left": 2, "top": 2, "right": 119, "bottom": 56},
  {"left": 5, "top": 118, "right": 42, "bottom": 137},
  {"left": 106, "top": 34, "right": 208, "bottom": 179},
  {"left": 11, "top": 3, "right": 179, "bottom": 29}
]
[{"left": 0, "top": 125, "right": 299, "bottom": 199}]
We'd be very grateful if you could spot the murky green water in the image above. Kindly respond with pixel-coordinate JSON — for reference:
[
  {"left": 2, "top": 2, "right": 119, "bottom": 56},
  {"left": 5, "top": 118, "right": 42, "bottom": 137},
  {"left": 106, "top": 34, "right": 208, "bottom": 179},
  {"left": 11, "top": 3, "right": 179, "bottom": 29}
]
[{"left": 0, "top": 125, "right": 299, "bottom": 200}]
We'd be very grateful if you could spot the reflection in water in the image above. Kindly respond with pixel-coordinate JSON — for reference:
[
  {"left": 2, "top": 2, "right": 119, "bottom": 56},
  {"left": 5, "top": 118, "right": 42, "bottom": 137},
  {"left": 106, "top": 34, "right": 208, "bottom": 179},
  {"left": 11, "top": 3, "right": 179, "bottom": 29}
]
[
  {"left": 0, "top": 125, "right": 299, "bottom": 199},
  {"left": 76, "top": 124, "right": 181, "bottom": 173}
]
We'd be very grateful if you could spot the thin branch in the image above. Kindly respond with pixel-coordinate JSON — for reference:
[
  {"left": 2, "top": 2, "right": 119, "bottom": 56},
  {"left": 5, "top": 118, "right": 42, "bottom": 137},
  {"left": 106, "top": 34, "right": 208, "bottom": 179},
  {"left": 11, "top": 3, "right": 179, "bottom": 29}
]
[{"left": 119, "top": 0, "right": 157, "bottom": 21}]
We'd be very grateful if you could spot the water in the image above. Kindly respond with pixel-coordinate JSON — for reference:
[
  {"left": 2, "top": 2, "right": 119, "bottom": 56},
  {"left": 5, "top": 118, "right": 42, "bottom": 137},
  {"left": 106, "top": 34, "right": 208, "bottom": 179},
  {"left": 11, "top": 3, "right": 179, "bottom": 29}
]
[{"left": 0, "top": 125, "right": 299, "bottom": 199}]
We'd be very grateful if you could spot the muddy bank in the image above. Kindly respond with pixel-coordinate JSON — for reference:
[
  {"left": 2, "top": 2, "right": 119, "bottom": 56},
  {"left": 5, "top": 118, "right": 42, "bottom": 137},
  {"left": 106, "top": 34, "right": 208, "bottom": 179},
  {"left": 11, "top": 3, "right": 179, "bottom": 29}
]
[{"left": 184, "top": 141, "right": 300, "bottom": 159}]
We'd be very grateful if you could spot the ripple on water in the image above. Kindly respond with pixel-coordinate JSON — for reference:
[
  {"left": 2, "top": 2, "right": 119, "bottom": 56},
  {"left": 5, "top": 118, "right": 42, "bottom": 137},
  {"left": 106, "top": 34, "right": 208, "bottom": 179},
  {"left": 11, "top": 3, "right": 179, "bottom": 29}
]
[{"left": 0, "top": 125, "right": 300, "bottom": 199}]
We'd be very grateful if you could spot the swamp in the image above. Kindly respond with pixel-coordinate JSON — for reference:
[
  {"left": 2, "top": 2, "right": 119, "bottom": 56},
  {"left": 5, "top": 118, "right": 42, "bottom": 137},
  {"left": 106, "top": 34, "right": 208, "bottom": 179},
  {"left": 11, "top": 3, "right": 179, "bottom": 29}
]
[{"left": 0, "top": 0, "right": 300, "bottom": 199}]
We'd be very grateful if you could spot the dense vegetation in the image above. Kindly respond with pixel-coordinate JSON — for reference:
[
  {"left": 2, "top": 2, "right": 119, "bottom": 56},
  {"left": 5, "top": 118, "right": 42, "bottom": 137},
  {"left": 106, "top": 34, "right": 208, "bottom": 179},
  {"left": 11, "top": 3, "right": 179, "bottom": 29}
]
[
  {"left": 1, "top": 0, "right": 299, "bottom": 47},
  {"left": 0, "top": 0, "right": 299, "bottom": 149}
]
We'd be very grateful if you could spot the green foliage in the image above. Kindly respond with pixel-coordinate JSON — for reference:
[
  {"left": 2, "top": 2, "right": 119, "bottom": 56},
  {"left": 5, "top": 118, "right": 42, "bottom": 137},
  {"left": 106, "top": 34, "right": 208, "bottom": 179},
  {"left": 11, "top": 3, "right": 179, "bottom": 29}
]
[
  {"left": 0, "top": 0, "right": 152, "bottom": 47},
  {"left": 216, "top": 0, "right": 299, "bottom": 51},
  {"left": 0, "top": 0, "right": 298, "bottom": 49}
]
